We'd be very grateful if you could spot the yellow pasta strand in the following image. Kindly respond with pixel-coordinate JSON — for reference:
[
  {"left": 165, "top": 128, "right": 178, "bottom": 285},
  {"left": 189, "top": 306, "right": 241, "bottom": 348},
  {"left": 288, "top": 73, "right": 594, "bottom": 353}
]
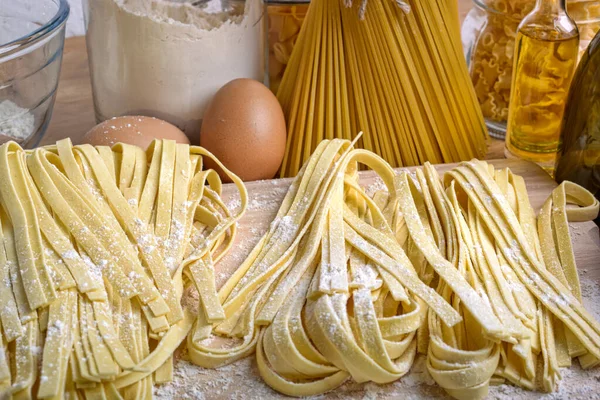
[
  {"left": 0, "top": 134, "right": 597, "bottom": 399},
  {"left": 0, "top": 139, "right": 247, "bottom": 399},
  {"left": 277, "top": 0, "right": 488, "bottom": 177}
]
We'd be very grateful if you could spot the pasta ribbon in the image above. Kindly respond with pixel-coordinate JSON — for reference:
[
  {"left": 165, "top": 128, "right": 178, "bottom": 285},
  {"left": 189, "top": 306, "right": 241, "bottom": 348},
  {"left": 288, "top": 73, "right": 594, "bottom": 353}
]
[
  {"left": 189, "top": 139, "right": 466, "bottom": 395},
  {"left": 192, "top": 139, "right": 599, "bottom": 399},
  {"left": 0, "top": 139, "right": 246, "bottom": 398},
  {"left": 0, "top": 135, "right": 597, "bottom": 399}
]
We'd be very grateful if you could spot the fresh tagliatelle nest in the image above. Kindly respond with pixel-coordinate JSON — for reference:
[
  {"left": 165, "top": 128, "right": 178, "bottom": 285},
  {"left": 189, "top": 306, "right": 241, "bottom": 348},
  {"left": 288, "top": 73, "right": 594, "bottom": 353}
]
[
  {"left": 0, "top": 139, "right": 247, "bottom": 399},
  {"left": 0, "top": 138, "right": 598, "bottom": 400}
]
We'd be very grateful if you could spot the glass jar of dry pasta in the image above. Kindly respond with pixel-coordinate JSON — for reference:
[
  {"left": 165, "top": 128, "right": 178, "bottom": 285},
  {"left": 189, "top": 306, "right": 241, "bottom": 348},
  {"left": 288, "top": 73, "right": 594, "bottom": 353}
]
[
  {"left": 462, "top": 0, "right": 600, "bottom": 139},
  {"left": 571, "top": 1, "right": 600, "bottom": 52},
  {"left": 266, "top": 0, "right": 310, "bottom": 94}
]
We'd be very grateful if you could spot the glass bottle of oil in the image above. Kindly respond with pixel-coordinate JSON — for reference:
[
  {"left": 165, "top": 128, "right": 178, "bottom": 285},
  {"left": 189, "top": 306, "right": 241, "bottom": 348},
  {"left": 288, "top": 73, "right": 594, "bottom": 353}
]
[
  {"left": 505, "top": 0, "right": 580, "bottom": 174},
  {"left": 555, "top": 29, "right": 600, "bottom": 225}
]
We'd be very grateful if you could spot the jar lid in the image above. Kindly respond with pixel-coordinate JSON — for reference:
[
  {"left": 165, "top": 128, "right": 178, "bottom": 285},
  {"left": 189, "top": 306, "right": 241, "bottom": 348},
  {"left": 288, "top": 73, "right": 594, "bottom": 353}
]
[{"left": 267, "top": 0, "right": 310, "bottom": 4}]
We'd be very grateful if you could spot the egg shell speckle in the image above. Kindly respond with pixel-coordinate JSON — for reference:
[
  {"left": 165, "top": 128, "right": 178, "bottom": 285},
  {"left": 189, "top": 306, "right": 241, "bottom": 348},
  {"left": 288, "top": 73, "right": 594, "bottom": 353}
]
[{"left": 83, "top": 116, "right": 190, "bottom": 149}]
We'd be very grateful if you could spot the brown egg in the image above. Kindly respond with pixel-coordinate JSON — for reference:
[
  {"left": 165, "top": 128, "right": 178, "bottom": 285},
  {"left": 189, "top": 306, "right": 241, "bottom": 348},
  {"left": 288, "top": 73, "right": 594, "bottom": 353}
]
[
  {"left": 200, "top": 78, "right": 287, "bottom": 182},
  {"left": 83, "top": 116, "right": 190, "bottom": 149}
]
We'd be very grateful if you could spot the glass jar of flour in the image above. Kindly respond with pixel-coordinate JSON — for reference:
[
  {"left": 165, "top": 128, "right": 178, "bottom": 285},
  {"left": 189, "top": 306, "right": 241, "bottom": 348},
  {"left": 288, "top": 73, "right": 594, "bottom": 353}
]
[{"left": 83, "top": 0, "right": 265, "bottom": 141}]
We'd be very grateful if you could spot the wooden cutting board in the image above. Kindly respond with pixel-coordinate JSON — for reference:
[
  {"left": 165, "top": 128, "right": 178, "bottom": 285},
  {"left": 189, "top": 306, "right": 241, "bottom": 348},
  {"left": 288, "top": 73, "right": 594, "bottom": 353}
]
[{"left": 154, "top": 158, "right": 600, "bottom": 400}]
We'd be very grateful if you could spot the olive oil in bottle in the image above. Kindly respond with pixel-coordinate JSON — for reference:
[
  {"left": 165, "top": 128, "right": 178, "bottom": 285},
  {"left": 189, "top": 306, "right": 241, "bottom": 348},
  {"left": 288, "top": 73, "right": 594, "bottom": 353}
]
[
  {"left": 555, "top": 29, "right": 600, "bottom": 224},
  {"left": 505, "top": 0, "right": 579, "bottom": 174}
]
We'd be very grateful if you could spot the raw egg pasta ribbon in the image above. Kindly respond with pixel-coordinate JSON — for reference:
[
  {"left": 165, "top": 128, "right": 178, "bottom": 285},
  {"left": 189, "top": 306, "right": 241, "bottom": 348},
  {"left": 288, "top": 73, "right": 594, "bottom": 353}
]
[
  {"left": 471, "top": 174, "right": 540, "bottom": 391},
  {"left": 265, "top": 147, "right": 464, "bottom": 394},
  {"left": 27, "top": 146, "right": 167, "bottom": 319},
  {"left": 446, "top": 162, "right": 600, "bottom": 359},
  {"left": 466, "top": 165, "right": 597, "bottom": 394},
  {"left": 0, "top": 144, "right": 133, "bottom": 396},
  {"left": 421, "top": 161, "right": 597, "bottom": 396},
  {"left": 181, "top": 145, "right": 249, "bottom": 322},
  {"left": 102, "top": 140, "right": 241, "bottom": 393},
  {"left": 377, "top": 161, "right": 599, "bottom": 399},
  {"left": 0, "top": 139, "right": 248, "bottom": 398},
  {"left": 268, "top": 149, "right": 456, "bottom": 394},
  {"left": 496, "top": 169, "right": 558, "bottom": 391},
  {"left": 189, "top": 138, "right": 462, "bottom": 396},
  {"left": 0, "top": 143, "right": 57, "bottom": 310},
  {"left": 66, "top": 140, "right": 190, "bottom": 382},
  {"left": 394, "top": 170, "right": 508, "bottom": 341},
  {"left": 58, "top": 140, "right": 184, "bottom": 324},
  {"left": 0, "top": 211, "right": 22, "bottom": 343},
  {"left": 109, "top": 140, "right": 247, "bottom": 385},
  {"left": 0, "top": 207, "right": 40, "bottom": 398},
  {"left": 538, "top": 180, "right": 600, "bottom": 372},
  {"left": 185, "top": 144, "right": 248, "bottom": 264},
  {"left": 188, "top": 139, "right": 355, "bottom": 368},
  {"left": 260, "top": 145, "right": 421, "bottom": 394},
  {"left": 390, "top": 164, "right": 502, "bottom": 400},
  {"left": 467, "top": 168, "right": 572, "bottom": 393}
]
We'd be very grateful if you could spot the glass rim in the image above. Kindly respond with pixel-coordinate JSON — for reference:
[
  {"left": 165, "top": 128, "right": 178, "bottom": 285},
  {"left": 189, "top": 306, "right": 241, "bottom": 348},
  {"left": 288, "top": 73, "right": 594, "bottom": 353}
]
[
  {"left": 267, "top": 0, "right": 311, "bottom": 4},
  {"left": 0, "top": 0, "right": 70, "bottom": 57}
]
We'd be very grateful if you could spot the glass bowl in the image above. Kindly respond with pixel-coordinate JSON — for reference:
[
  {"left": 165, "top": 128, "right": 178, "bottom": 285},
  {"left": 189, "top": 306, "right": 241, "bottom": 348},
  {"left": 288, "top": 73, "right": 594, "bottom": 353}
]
[{"left": 0, "top": 0, "right": 69, "bottom": 147}]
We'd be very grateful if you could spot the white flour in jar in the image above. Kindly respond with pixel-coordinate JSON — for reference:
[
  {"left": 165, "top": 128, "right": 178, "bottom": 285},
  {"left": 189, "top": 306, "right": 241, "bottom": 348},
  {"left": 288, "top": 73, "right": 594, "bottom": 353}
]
[{"left": 85, "top": 0, "right": 265, "bottom": 138}]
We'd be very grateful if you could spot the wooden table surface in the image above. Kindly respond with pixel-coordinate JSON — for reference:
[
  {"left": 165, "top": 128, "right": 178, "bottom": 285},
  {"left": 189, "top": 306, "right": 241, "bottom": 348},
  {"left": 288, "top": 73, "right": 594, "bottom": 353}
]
[{"left": 43, "top": 0, "right": 507, "bottom": 157}]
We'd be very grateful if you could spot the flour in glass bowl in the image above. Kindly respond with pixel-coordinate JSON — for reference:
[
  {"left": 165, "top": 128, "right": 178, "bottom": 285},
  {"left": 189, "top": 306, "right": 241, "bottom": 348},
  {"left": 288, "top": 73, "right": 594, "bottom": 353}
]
[
  {"left": 84, "top": 0, "right": 265, "bottom": 138},
  {"left": 0, "top": 100, "right": 34, "bottom": 142}
]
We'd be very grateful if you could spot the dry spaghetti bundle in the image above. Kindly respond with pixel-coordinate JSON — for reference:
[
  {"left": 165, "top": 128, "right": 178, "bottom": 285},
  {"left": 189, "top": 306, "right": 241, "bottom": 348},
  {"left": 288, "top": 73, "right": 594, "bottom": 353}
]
[{"left": 276, "top": 0, "right": 488, "bottom": 177}]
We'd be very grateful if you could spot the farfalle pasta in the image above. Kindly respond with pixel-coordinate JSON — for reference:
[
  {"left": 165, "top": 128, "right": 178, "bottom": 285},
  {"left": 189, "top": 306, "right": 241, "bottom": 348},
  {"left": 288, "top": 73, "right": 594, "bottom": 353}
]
[
  {"left": 267, "top": 3, "right": 309, "bottom": 94},
  {"left": 570, "top": 1, "right": 600, "bottom": 50}
]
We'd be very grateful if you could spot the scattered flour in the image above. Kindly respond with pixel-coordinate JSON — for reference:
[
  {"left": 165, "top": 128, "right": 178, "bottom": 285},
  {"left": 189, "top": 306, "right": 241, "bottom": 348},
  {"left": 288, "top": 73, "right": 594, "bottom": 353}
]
[
  {"left": 365, "top": 176, "right": 387, "bottom": 197},
  {"left": 225, "top": 195, "right": 242, "bottom": 213}
]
